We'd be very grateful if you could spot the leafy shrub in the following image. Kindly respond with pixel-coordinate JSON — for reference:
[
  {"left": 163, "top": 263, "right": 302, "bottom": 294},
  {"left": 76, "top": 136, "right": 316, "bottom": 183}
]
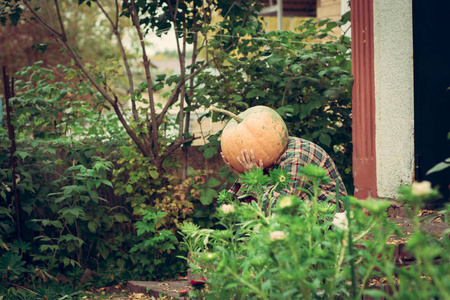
[
  {"left": 0, "top": 60, "right": 226, "bottom": 294},
  {"left": 0, "top": 64, "right": 137, "bottom": 291},
  {"left": 198, "top": 14, "right": 353, "bottom": 193},
  {"left": 111, "top": 144, "right": 226, "bottom": 279}
]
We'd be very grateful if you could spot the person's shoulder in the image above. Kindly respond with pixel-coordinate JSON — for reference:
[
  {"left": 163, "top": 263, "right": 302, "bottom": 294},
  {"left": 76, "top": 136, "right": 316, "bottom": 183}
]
[
  {"left": 288, "top": 137, "right": 328, "bottom": 157},
  {"left": 284, "top": 136, "right": 304, "bottom": 155},
  {"left": 287, "top": 136, "right": 314, "bottom": 149}
]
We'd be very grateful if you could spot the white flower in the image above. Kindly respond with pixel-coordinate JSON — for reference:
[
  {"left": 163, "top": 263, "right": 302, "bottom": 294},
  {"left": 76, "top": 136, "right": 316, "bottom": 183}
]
[
  {"left": 332, "top": 212, "right": 349, "bottom": 231},
  {"left": 279, "top": 196, "right": 292, "bottom": 208},
  {"left": 220, "top": 204, "right": 235, "bottom": 214},
  {"left": 270, "top": 230, "right": 287, "bottom": 241},
  {"left": 411, "top": 181, "right": 432, "bottom": 196},
  {"left": 2, "top": 182, "right": 11, "bottom": 192}
]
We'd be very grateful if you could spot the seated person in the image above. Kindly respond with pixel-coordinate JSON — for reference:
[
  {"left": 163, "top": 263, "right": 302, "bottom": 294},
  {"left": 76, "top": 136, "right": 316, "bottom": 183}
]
[{"left": 222, "top": 136, "right": 348, "bottom": 206}]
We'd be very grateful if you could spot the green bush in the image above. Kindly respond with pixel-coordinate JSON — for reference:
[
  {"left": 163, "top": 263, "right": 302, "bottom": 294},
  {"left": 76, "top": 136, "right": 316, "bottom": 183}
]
[
  {"left": 0, "top": 63, "right": 227, "bottom": 294},
  {"left": 198, "top": 14, "right": 353, "bottom": 193}
]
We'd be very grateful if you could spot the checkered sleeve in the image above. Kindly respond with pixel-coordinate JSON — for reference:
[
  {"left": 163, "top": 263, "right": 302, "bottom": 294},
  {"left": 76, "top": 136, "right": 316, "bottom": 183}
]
[{"left": 268, "top": 137, "right": 348, "bottom": 206}]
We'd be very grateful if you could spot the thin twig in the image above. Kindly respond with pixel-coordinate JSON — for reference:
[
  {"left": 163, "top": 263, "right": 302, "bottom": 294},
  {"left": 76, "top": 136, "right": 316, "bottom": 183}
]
[
  {"left": 53, "top": 0, "right": 67, "bottom": 40},
  {"left": 0, "top": 282, "right": 38, "bottom": 295},
  {"left": 127, "top": 0, "right": 159, "bottom": 155},
  {"left": 81, "top": 107, "right": 103, "bottom": 143},
  {"left": 95, "top": 0, "right": 138, "bottom": 121}
]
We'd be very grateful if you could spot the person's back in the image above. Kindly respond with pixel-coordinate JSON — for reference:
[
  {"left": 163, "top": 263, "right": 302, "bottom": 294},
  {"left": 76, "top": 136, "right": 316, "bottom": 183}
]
[
  {"left": 225, "top": 136, "right": 347, "bottom": 207},
  {"left": 271, "top": 137, "right": 347, "bottom": 202}
]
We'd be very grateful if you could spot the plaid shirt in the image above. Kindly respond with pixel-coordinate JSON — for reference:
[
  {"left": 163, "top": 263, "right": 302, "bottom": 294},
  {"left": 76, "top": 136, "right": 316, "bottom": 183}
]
[{"left": 230, "top": 137, "right": 348, "bottom": 205}]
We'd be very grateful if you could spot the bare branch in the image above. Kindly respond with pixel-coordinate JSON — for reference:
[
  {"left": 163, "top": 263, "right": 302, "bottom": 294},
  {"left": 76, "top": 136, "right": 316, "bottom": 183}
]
[
  {"left": 115, "top": 0, "right": 119, "bottom": 25},
  {"left": 126, "top": 0, "right": 159, "bottom": 155},
  {"left": 166, "top": 0, "right": 186, "bottom": 140},
  {"left": 53, "top": 0, "right": 67, "bottom": 40},
  {"left": 158, "top": 136, "right": 198, "bottom": 164},
  {"left": 157, "top": 58, "right": 212, "bottom": 126},
  {"left": 22, "top": 1, "right": 63, "bottom": 39},
  {"left": 21, "top": 1, "right": 151, "bottom": 157},
  {"left": 95, "top": 0, "right": 138, "bottom": 122}
]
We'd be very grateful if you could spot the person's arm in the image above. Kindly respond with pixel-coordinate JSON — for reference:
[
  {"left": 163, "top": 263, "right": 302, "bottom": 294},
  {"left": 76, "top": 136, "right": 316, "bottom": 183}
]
[{"left": 222, "top": 150, "right": 263, "bottom": 200}]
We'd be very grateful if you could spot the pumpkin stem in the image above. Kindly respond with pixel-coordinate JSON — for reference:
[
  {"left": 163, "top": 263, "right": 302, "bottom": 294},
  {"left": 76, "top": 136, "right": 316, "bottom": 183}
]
[{"left": 210, "top": 107, "right": 243, "bottom": 123}]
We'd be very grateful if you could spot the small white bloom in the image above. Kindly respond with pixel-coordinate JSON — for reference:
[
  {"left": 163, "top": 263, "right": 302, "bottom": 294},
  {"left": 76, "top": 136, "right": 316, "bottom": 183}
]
[
  {"left": 411, "top": 181, "right": 432, "bottom": 196},
  {"left": 279, "top": 196, "right": 292, "bottom": 208},
  {"left": 2, "top": 182, "right": 11, "bottom": 192},
  {"left": 270, "top": 230, "right": 287, "bottom": 241},
  {"left": 332, "top": 212, "right": 349, "bottom": 231},
  {"left": 220, "top": 204, "right": 235, "bottom": 214}
]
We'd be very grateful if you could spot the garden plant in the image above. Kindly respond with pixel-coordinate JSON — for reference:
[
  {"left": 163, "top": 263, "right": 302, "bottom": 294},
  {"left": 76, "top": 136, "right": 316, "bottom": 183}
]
[{"left": 181, "top": 166, "right": 450, "bottom": 299}]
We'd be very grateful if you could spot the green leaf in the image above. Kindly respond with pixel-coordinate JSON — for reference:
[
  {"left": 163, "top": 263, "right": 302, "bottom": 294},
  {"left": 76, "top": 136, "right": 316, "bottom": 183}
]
[
  {"left": 88, "top": 221, "right": 98, "bottom": 233},
  {"left": 125, "top": 185, "right": 133, "bottom": 194},
  {"left": 149, "top": 170, "right": 159, "bottom": 179},
  {"left": 203, "top": 147, "right": 218, "bottom": 159},
  {"left": 206, "top": 177, "right": 222, "bottom": 188},
  {"left": 59, "top": 206, "right": 85, "bottom": 218},
  {"left": 362, "top": 289, "right": 390, "bottom": 298},
  {"left": 114, "top": 213, "right": 129, "bottom": 223},
  {"left": 246, "top": 90, "right": 258, "bottom": 98},
  {"left": 120, "top": 146, "right": 131, "bottom": 158},
  {"left": 200, "top": 188, "right": 218, "bottom": 205},
  {"left": 276, "top": 106, "right": 294, "bottom": 118},
  {"left": 319, "top": 133, "right": 332, "bottom": 147},
  {"left": 99, "top": 179, "right": 113, "bottom": 187},
  {"left": 46, "top": 146, "right": 56, "bottom": 154},
  {"left": 57, "top": 234, "right": 84, "bottom": 246},
  {"left": 8, "top": 12, "right": 21, "bottom": 27},
  {"left": 39, "top": 245, "right": 59, "bottom": 252},
  {"left": 337, "top": 44, "right": 348, "bottom": 53},
  {"left": 97, "top": 242, "right": 109, "bottom": 260},
  {"left": 318, "top": 19, "right": 328, "bottom": 27},
  {"left": 426, "top": 158, "right": 450, "bottom": 175},
  {"left": 14, "top": 151, "right": 30, "bottom": 160},
  {"left": 326, "top": 21, "right": 337, "bottom": 31}
]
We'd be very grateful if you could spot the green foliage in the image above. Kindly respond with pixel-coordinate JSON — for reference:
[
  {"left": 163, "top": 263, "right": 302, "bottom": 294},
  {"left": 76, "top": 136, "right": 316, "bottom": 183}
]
[
  {"left": 110, "top": 143, "right": 225, "bottom": 278},
  {"left": 180, "top": 167, "right": 450, "bottom": 299},
  {"left": 0, "top": 60, "right": 225, "bottom": 296},
  {"left": 0, "top": 252, "right": 27, "bottom": 278},
  {"left": 0, "top": 63, "right": 130, "bottom": 293},
  {"left": 198, "top": 15, "right": 353, "bottom": 193}
]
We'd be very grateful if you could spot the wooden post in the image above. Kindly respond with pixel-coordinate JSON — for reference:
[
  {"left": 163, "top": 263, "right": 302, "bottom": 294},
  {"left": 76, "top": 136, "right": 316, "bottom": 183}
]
[{"left": 351, "top": 0, "right": 378, "bottom": 199}]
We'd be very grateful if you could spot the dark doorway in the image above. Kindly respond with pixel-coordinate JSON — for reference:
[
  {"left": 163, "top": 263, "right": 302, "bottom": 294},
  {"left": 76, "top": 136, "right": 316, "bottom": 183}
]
[{"left": 413, "top": 1, "right": 450, "bottom": 205}]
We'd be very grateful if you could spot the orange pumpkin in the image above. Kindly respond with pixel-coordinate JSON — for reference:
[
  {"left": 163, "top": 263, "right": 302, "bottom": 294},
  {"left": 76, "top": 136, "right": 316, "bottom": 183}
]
[{"left": 212, "top": 106, "right": 289, "bottom": 174}]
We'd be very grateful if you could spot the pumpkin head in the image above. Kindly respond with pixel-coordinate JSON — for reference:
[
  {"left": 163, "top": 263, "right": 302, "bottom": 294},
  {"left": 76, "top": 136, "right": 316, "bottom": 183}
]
[{"left": 213, "top": 106, "right": 289, "bottom": 174}]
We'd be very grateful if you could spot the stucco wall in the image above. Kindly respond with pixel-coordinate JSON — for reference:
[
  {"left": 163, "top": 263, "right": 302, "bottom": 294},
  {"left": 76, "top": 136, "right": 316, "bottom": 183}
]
[
  {"left": 317, "top": 0, "right": 341, "bottom": 20},
  {"left": 373, "top": 0, "right": 415, "bottom": 198}
]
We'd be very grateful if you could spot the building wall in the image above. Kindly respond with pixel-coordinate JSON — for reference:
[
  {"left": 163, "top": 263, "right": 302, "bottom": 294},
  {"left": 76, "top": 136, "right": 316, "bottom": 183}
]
[
  {"left": 373, "top": 0, "right": 415, "bottom": 198},
  {"left": 317, "top": 0, "right": 341, "bottom": 20},
  {"left": 341, "top": 0, "right": 350, "bottom": 37}
]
